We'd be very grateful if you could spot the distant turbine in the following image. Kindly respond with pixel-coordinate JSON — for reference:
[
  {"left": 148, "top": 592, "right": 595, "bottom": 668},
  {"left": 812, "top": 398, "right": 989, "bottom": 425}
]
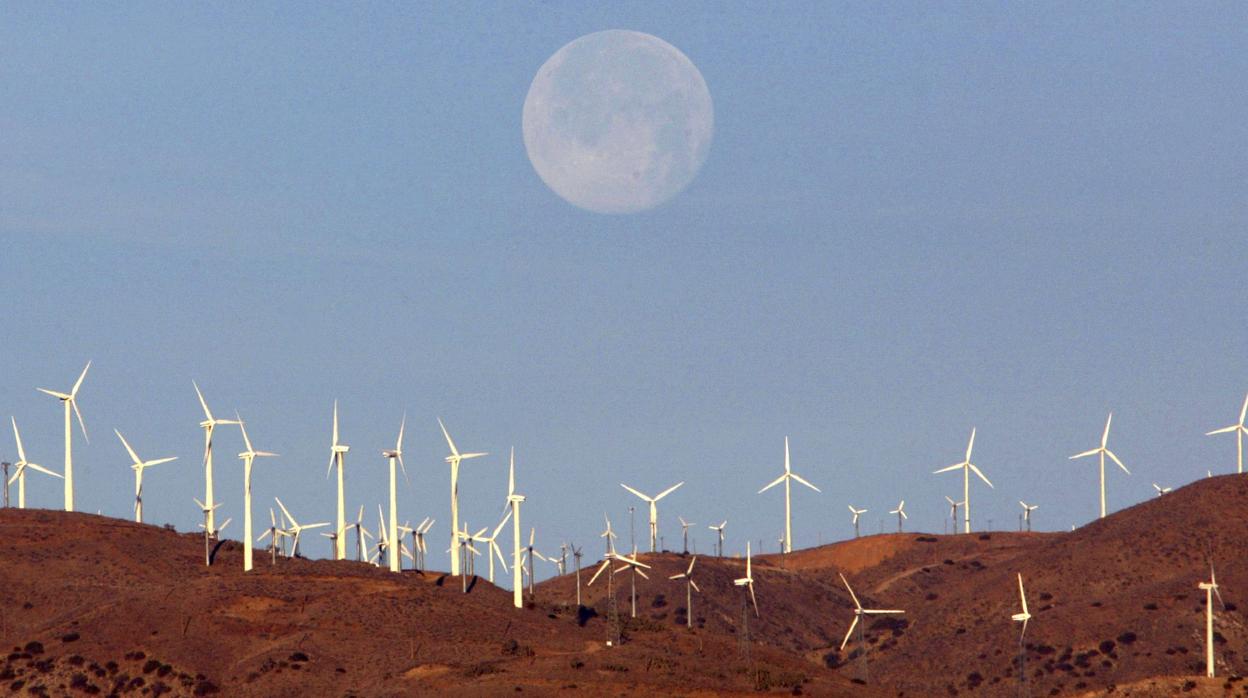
[
  {"left": 620, "top": 481, "right": 684, "bottom": 553},
  {"left": 1152, "top": 482, "right": 1172, "bottom": 497},
  {"left": 734, "top": 542, "right": 758, "bottom": 616},
  {"left": 381, "top": 415, "right": 407, "bottom": 573},
  {"left": 848, "top": 506, "right": 867, "bottom": 538},
  {"left": 37, "top": 361, "right": 90, "bottom": 512},
  {"left": 8, "top": 417, "right": 61, "bottom": 508},
  {"left": 438, "top": 418, "right": 487, "bottom": 577},
  {"left": 708, "top": 520, "right": 727, "bottom": 557},
  {"left": 114, "top": 429, "right": 177, "bottom": 524},
  {"left": 1019, "top": 501, "right": 1038, "bottom": 532},
  {"left": 236, "top": 415, "right": 278, "bottom": 572},
  {"left": 193, "top": 381, "right": 240, "bottom": 535},
  {"left": 326, "top": 401, "right": 351, "bottom": 561},
  {"left": 944, "top": 496, "right": 963, "bottom": 533},
  {"left": 469, "top": 509, "right": 512, "bottom": 584},
  {"left": 274, "top": 497, "right": 328, "bottom": 558},
  {"left": 1070, "top": 413, "right": 1129, "bottom": 519},
  {"left": 933, "top": 428, "right": 993, "bottom": 534},
  {"left": 668, "top": 556, "right": 701, "bottom": 628},
  {"left": 889, "top": 500, "right": 907, "bottom": 532},
  {"left": 1206, "top": 392, "right": 1248, "bottom": 474},
  {"left": 678, "top": 516, "right": 696, "bottom": 554},
  {"left": 600, "top": 513, "right": 619, "bottom": 555},
  {"left": 758, "top": 437, "right": 820, "bottom": 553}
]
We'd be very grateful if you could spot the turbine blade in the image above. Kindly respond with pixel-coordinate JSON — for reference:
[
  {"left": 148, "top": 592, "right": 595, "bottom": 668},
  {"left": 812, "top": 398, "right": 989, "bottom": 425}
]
[
  {"left": 1240, "top": 392, "right": 1248, "bottom": 426},
  {"left": 654, "top": 481, "right": 684, "bottom": 501},
  {"left": 840, "top": 615, "right": 859, "bottom": 651},
  {"left": 1106, "top": 449, "right": 1130, "bottom": 474},
  {"left": 25, "top": 462, "right": 61, "bottom": 479},
  {"left": 965, "top": 427, "right": 976, "bottom": 461},
  {"left": 193, "top": 380, "right": 213, "bottom": 421},
  {"left": 933, "top": 463, "right": 964, "bottom": 474},
  {"left": 968, "top": 462, "right": 994, "bottom": 488},
  {"left": 72, "top": 399, "right": 88, "bottom": 442},
  {"left": 587, "top": 559, "right": 611, "bottom": 586},
  {"left": 1207, "top": 425, "right": 1239, "bottom": 435},
  {"left": 620, "top": 483, "right": 650, "bottom": 501},
  {"left": 690, "top": 579, "right": 700, "bottom": 593},
  {"left": 758, "top": 473, "right": 786, "bottom": 494},
  {"left": 114, "top": 430, "right": 141, "bottom": 465},
  {"left": 748, "top": 582, "right": 758, "bottom": 615},
  {"left": 437, "top": 417, "right": 459, "bottom": 458},
  {"left": 143, "top": 456, "right": 177, "bottom": 468},
  {"left": 72, "top": 361, "right": 91, "bottom": 396},
  {"left": 1069, "top": 448, "right": 1100, "bottom": 460},
  {"left": 37, "top": 388, "right": 72, "bottom": 400},
  {"left": 840, "top": 573, "right": 862, "bottom": 609},
  {"left": 789, "top": 471, "right": 821, "bottom": 492},
  {"left": 1102, "top": 413, "right": 1113, "bottom": 447},
  {"left": 11, "top": 417, "right": 26, "bottom": 463},
  {"left": 274, "top": 497, "right": 297, "bottom": 527}
]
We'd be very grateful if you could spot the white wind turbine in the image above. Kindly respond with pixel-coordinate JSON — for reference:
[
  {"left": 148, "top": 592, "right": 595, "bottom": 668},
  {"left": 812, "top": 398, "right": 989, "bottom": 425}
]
[
  {"left": 620, "top": 481, "right": 684, "bottom": 553},
  {"left": 275, "top": 497, "right": 328, "bottom": 558},
  {"left": 326, "top": 401, "right": 350, "bottom": 560},
  {"left": 1207, "top": 392, "right": 1248, "bottom": 474},
  {"left": 601, "top": 512, "right": 619, "bottom": 555},
  {"left": 848, "top": 506, "right": 867, "bottom": 538},
  {"left": 944, "top": 496, "right": 963, "bottom": 534},
  {"left": 933, "top": 428, "right": 993, "bottom": 534},
  {"left": 414, "top": 517, "right": 434, "bottom": 571},
  {"left": 438, "top": 418, "right": 487, "bottom": 577},
  {"left": 520, "top": 528, "right": 547, "bottom": 597},
  {"left": 678, "top": 516, "right": 696, "bottom": 554},
  {"left": 1199, "top": 563, "right": 1225, "bottom": 678},
  {"left": 37, "top": 361, "right": 90, "bottom": 512},
  {"left": 669, "top": 556, "right": 701, "bottom": 628},
  {"left": 1152, "top": 482, "right": 1172, "bottom": 497},
  {"left": 838, "top": 573, "right": 904, "bottom": 653},
  {"left": 193, "top": 497, "right": 226, "bottom": 566},
  {"left": 1012, "top": 573, "right": 1032, "bottom": 691},
  {"left": 469, "top": 510, "right": 512, "bottom": 584},
  {"left": 114, "top": 430, "right": 177, "bottom": 524},
  {"left": 758, "top": 437, "right": 821, "bottom": 553},
  {"left": 256, "top": 506, "right": 287, "bottom": 564},
  {"left": 506, "top": 448, "right": 526, "bottom": 608},
  {"left": 8, "top": 417, "right": 61, "bottom": 508},
  {"left": 889, "top": 500, "right": 907, "bottom": 532},
  {"left": 1069, "top": 413, "right": 1129, "bottom": 519},
  {"left": 735, "top": 541, "right": 758, "bottom": 616},
  {"left": 381, "top": 415, "right": 407, "bottom": 573},
  {"left": 237, "top": 415, "right": 278, "bottom": 572},
  {"left": 1019, "top": 501, "right": 1038, "bottom": 532},
  {"left": 615, "top": 547, "right": 651, "bottom": 618},
  {"left": 348, "top": 505, "right": 373, "bottom": 562},
  {"left": 193, "top": 381, "right": 240, "bottom": 538},
  {"left": 708, "top": 520, "right": 727, "bottom": 557}
]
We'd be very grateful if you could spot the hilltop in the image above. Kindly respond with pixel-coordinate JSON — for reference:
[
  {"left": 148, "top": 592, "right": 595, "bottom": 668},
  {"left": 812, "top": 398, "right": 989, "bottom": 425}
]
[{"left": 3, "top": 475, "right": 1248, "bottom": 695}]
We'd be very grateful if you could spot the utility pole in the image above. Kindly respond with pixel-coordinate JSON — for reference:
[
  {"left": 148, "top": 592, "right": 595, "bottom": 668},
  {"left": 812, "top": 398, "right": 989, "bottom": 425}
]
[
  {"left": 1, "top": 463, "right": 9, "bottom": 508},
  {"left": 628, "top": 506, "right": 635, "bottom": 552}
]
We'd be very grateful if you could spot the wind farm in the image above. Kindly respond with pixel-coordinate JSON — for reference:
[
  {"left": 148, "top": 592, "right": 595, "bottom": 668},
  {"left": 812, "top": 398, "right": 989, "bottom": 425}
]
[{"left": 2, "top": 3, "right": 1242, "bottom": 695}]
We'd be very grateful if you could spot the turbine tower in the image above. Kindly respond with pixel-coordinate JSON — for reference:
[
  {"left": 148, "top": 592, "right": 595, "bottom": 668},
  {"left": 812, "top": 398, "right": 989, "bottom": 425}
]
[
  {"left": 507, "top": 448, "right": 526, "bottom": 608},
  {"left": 326, "top": 401, "right": 351, "bottom": 560},
  {"left": 37, "top": 361, "right": 90, "bottom": 512},
  {"left": 193, "top": 382, "right": 239, "bottom": 538},
  {"left": 669, "top": 556, "right": 701, "bottom": 628},
  {"left": 1207, "top": 392, "right": 1248, "bottom": 474},
  {"left": 114, "top": 430, "right": 177, "bottom": 524},
  {"left": 381, "top": 415, "right": 407, "bottom": 573},
  {"left": 1069, "top": 413, "right": 1129, "bottom": 519},
  {"left": 438, "top": 418, "right": 486, "bottom": 576},
  {"left": 708, "top": 520, "right": 727, "bottom": 557},
  {"left": 236, "top": 415, "right": 278, "bottom": 572},
  {"left": 8, "top": 417, "right": 61, "bottom": 508},
  {"left": 758, "top": 437, "right": 820, "bottom": 553},
  {"left": 619, "top": 481, "right": 684, "bottom": 553},
  {"left": 1198, "top": 564, "right": 1224, "bottom": 678},
  {"left": 933, "top": 428, "right": 993, "bottom": 534}
]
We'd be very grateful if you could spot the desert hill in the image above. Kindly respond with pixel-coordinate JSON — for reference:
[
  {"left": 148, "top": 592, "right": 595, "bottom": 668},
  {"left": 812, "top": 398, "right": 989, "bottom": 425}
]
[{"left": 3, "top": 476, "right": 1247, "bottom": 696}]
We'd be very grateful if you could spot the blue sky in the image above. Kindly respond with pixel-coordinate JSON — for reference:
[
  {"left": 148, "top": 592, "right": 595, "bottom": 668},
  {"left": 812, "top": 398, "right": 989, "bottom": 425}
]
[{"left": 2, "top": 4, "right": 1245, "bottom": 571}]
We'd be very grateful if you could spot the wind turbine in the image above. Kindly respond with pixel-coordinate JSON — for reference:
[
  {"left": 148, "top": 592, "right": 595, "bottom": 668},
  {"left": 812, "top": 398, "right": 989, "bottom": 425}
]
[
  {"left": 1207, "top": 392, "right": 1248, "bottom": 474},
  {"left": 275, "top": 497, "right": 328, "bottom": 558},
  {"left": 521, "top": 528, "right": 547, "bottom": 597},
  {"left": 381, "top": 415, "right": 407, "bottom": 573},
  {"left": 1070, "top": 413, "right": 1129, "bottom": 519},
  {"left": 1012, "top": 573, "right": 1032, "bottom": 692},
  {"left": 1152, "top": 482, "right": 1172, "bottom": 497},
  {"left": 256, "top": 506, "right": 287, "bottom": 564},
  {"left": 889, "top": 500, "right": 907, "bottom": 532},
  {"left": 1199, "top": 564, "right": 1225, "bottom": 678},
  {"left": 236, "top": 415, "right": 278, "bottom": 572},
  {"left": 348, "top": 505, "right": 373, "bottom": 562},
  {"left": 438, "top": 418, "right": 486, "bottom": 576},
  {"left": 326, "top": 401, "right": 350, "bottom": 560},
  {"left": 506, "top": 448, "right": 526, "bottom": 608},
  {"left": 735, "top": 541, "right": 758, "bottom": 616},
  {"left": 601, "top": 513, "right": 619, "bottom": 555},
  {"left": 669, "top": 556, "right": 701, "bottom": 628},
  {"left": 944, "top": 496, "right": 963, "bottom": 534},
  {"left": 8, "top": 417, "right": 61, "bottom": 508},
  {"left": 708, "top": 520, "right": 727, "bottom": 557},
  {"left": 933, "top": 428, "right": 993, "bottom": 534},
  {"left": 620, "top": 481, "right": 684, "bottom": 553},
  {"left": 616, "top": 548, "right": 651, "bottom": 618},
  {"left": 848, "top": 506, "right": 867, "bottom": 538},
  {"left": 678, "top": 516, "right": 695, "bottom": 554},
  {"left": 114, "top": 430, "right": 177, "bottom": 524},
  {"left": 1019, "top": 501, "right": 1038, "bottom": 532},
  {"left": 414, "top": 517, "right": 434, "bottom": 571},
  {"left": 571, "top": 544, "right": 584, "bottom": 605},
  {"left": 194, "top": 497, "right": 226, "bottom": 566},
  {"left": 838, "top": 573, "right": 904, "bottom": 662},
  {"left": 759, "top": 437, "right": 821, "bottom": 553},
  {"left": 37, "top": 361, "right": 90, "bottom": 511},
  {"left": 192, "top": 381, "right": 239, "bottom": 538},
  {"left": 470, "top": 510, "right": 512, "bottom": 583}
]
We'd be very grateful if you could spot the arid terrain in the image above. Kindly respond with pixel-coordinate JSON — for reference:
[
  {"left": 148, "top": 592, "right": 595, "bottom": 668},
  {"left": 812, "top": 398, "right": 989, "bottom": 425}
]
[{"left": 3, "top": 475, "right": 1248, "bottom": 696}]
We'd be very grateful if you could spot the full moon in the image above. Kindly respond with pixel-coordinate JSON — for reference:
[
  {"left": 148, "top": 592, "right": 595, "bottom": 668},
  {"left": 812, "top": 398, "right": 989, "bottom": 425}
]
[{"left": 522, "top": 30, "right": 714, "bottom": 215}]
